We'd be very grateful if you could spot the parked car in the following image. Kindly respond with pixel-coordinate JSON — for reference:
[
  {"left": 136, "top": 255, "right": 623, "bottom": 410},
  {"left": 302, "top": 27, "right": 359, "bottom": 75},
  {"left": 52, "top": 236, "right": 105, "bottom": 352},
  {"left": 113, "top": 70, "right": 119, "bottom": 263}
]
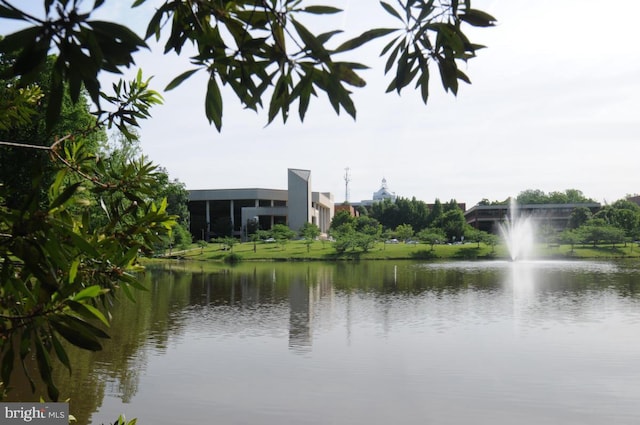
[{"left": 385, "top": 238, "right": 399, "bottom": 244}]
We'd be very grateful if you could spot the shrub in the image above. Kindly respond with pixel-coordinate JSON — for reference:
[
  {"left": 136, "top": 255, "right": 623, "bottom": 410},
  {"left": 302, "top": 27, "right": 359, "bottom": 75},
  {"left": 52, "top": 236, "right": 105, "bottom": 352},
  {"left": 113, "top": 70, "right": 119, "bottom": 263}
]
[{"left": 223, "top": 252, "right": 243, "bottom": 264}]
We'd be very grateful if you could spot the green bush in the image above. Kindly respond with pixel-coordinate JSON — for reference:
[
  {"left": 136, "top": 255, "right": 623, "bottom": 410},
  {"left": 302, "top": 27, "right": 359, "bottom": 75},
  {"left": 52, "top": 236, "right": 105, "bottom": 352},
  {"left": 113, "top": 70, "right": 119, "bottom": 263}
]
[{"left": 224, "top": 252, "right": 243, "bottom": 264}]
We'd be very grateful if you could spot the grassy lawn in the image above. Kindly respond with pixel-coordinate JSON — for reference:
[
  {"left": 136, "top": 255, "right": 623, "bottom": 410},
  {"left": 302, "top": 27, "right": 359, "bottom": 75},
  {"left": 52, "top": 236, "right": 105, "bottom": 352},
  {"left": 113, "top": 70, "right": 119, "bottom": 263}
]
[{"left": 154, "top": 240, "right": 640, "bottom": 263}]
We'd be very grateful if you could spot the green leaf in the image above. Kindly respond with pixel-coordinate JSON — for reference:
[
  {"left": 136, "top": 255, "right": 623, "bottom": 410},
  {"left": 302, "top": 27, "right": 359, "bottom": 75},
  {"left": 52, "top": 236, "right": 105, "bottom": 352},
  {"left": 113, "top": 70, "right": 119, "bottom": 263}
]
[
  {"left": 0, "top": 5, "right": 26, "bottom": 19},
  {"left": 34, "top": 337, "right": 59, "bottom": 401},
  {"left": 82, "top": 304, "right": 110, "bottom": 328},
  {"left": 67, "top": 300, "right": 110, "bottom": 328},
  {"left": 88, "top": 21, "right": 147, "bottom": 51},
  {"left": 49, "top": 182, "right": 82, "bottom": 210},
  {"left": 71, "top": 285, "right": 103, "bottom": 302},
  {"left": 1, "top": 343, "right": 14, "bottom": 387},
  {"left": 59, "top": 228, "right": 100, "bottom": 258},
  {"left": 46, "top": 62, "right": 65, "bottom": 130},
  {"left": 333, "top": 63, "right": 366, "bottom": 87},
  {"left": 298, "top": 82, "right": 312, "bottom": 121},
  {"left": 457, "top": 68, "right": 471, "bottom": 84},
  {"left": 118, "top": 246, "right": 139, "bottom": 267},
  {"left": 384, "top": 40, "right": 403, "bottom": 74},
  {"left": 291, "top": 19, "right": 330, "bottom": 62},
  {"left": 334, "top": 28, "right": 396, "bottom": 54},
  {"left": 144, "top": 6, "right": 165, "bottom": 40},
  {"left": 119, "top": 271, "right": 147, "bottom": 291},
  {"left": 205, "top": 74, "right": 223, "bottom": 131},
  {"left": 0, "top": 26, "right": 40, "bottom": 54},
  {"left": 302, "top": 6, "right": 342, "bottom": 14},
  {"left": 165, "top": 69, "right": 200, "bottom": 91},
  {"left": 317, "top": 30, "right": 343, "bottom": 45},
  {"left": 268, "top": 74, "right": 288, "bottom": 124},
  {"left": 50, "top": 332, "right": 72, "bottom": 374},
  {"left": 417, "top": 59, "right": 430, "bottom": 104},
  {"left": 394, "top": 51, "right": 412, "bottom": 92},
  {"left": 416, "top": 0, "right": 436, "bottom": 22},
  {"left": 437, "top": 56, "right": 458, "bottom": 94},
  {"left": 337, "top": 86, "right": 356, "bottom": 119},
  {"left": 50, "top": 317, "right": 105, "bottom": 351},
  {"left": 68, "top": 258, "right": 80, "bottom": 284},
  {"left": 380, "top": 1, "right": 403, "bottom": 22},
  {"left": 119, "top": 280, "right": 136, "bottom": 302},
  {"left": 459, "top": 9, "right": 497, "bottom": 27}
]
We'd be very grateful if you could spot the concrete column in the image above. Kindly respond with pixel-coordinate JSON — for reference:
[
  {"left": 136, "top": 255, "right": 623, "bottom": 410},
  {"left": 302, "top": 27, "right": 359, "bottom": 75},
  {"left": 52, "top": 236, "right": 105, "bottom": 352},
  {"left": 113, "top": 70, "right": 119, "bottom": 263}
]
[
  {"left": 230, "top": 199, "right": 234, "bottom": 230},
  {"left": 321, "top": 207, "right": 327, "bottom": 233},
  {"left": 206, "top": 200, "right": 211, "bottom": 240},
  {"left": 270, "top": 200, "right": 274, "bottom": 229}
]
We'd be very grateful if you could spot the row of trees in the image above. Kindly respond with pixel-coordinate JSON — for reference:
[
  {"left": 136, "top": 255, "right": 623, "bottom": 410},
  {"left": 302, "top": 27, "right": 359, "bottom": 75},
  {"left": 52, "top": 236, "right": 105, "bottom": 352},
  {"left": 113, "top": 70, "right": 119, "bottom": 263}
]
[
  {"left": 219, "top": 189, "right": 637, "bottom": 257},
  {"left": 329, "top": 204, "right": 498, "bottom": 254},
  {"left": 223, "top": 195, "right": 639, "bottom": 257},
  {"left": 329, "top": 193, "right": 640, "bottom": 255},
  {"left": 478, "top": 189, "right": 596, "bottom": 206},
  {"left": 557, "top": 199, "right": 640, "bottom": 248},
  {"left": 367, "top": 197, "right": 467, "bottom": 238}
]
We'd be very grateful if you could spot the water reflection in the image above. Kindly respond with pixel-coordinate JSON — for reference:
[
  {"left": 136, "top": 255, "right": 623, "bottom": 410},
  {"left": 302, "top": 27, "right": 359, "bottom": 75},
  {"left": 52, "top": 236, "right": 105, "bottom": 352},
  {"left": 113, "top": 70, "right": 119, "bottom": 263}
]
[{"left": 6, "top": 260, "right": 640, "bottom": 425}]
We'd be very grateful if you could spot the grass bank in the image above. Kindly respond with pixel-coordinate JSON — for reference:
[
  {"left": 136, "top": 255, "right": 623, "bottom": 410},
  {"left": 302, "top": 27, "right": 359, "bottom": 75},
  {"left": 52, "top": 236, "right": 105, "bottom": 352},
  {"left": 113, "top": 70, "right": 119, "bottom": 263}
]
[{"left": 154, "top": 240, "right": 640, "bottom": 263}]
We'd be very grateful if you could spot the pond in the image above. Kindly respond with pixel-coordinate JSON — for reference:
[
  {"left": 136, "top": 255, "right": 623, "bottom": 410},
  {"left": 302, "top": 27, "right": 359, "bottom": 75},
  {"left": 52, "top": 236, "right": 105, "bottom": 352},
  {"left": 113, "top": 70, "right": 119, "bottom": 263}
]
[{"left": 8, "top": 259, "right": 640, "bottom": 424}]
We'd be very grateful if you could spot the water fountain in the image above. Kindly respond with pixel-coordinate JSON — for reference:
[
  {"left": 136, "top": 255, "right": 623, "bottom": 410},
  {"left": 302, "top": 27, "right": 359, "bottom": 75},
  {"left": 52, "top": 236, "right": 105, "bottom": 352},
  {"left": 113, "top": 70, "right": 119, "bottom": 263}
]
[{"left": 499, "top": 198, "right": 535, "bottom": 261}]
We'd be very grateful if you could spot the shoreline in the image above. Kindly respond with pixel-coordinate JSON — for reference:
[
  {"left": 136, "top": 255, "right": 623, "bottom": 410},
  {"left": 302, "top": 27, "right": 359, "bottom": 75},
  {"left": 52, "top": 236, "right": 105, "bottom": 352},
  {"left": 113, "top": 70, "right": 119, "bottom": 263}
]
[{"left": 146, "top": 240, "right": 640, "bottom": 264}]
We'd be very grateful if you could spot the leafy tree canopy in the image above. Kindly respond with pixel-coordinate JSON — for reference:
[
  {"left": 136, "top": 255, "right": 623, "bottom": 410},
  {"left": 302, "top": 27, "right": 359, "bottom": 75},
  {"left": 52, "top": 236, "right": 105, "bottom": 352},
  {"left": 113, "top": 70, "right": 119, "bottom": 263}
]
[
  {"left": 0, "top": 56, "right": 173, "bottom": 402},
  {"left": 516, "top": 189, "right": 596, "bottom": 205},
  {"left": 0, "top": 0, "right": 495, "bottom": 131}
]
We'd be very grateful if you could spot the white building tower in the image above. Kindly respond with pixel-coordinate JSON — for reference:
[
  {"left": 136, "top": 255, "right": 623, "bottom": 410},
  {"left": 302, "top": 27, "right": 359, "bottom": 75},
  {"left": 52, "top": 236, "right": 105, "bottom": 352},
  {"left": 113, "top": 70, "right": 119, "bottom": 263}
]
[{"left": 372, "top": 177, "right": 396, "bottom": 202}]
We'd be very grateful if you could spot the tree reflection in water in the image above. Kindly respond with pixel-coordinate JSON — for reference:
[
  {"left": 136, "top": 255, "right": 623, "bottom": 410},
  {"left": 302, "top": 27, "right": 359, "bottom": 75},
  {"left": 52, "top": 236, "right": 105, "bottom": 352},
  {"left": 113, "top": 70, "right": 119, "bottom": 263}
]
[{"left": 6, "top": 260, "right": 640, "bottom": 425}]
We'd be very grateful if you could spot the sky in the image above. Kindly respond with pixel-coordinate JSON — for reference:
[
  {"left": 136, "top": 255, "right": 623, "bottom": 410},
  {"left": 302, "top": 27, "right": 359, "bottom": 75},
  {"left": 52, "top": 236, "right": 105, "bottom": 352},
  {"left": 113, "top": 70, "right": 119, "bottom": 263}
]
[{"left": 4, "top": 1, "right": 640, "bottom": 207}]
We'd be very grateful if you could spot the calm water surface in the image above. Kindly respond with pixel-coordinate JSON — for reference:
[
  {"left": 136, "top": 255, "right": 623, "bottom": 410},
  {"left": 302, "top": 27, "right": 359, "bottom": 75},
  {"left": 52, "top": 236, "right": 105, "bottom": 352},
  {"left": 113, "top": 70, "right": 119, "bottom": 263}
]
[{"left": 13, "top": 260, "right": 640, "bottom": 424}]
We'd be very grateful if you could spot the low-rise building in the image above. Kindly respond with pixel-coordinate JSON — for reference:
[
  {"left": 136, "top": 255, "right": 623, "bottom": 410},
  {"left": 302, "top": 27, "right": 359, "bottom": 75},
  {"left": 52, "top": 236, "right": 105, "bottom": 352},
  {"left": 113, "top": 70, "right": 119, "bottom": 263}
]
[
  {"left": 464, "top": 202, "right": 601, "bottom": 233},
  {"left": 627, "top": 195, "right": 640, "bottom": 207},
  {"left": 188, "top": 169, "right": 334, "bottom": 241}
]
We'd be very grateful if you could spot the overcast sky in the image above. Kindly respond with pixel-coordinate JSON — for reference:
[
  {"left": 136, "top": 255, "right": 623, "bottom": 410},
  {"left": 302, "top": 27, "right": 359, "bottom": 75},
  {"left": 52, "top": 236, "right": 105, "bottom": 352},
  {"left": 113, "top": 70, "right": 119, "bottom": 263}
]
[{"left": 5, "top": 1, "right": 640, "bottom": 206}]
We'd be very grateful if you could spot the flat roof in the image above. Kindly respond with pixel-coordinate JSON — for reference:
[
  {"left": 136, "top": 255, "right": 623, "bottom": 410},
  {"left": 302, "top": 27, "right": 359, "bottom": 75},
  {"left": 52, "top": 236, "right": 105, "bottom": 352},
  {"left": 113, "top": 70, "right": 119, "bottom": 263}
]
[{"left": 189, "top": 188, "right": 287, "bottom": 201}]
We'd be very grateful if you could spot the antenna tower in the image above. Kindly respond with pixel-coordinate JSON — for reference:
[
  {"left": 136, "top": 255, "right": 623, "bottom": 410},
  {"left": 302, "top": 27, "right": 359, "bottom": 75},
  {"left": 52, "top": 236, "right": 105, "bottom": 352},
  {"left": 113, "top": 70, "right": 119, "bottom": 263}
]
[{"left": 344, "top": 167, "right": 351, "bottom": 203}]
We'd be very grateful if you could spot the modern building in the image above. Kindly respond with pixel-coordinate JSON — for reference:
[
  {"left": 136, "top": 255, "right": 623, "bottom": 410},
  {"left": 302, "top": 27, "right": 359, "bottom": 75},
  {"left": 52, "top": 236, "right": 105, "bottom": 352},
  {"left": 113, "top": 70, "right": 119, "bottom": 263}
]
[
  {"left": 188, "top": 169, "right": 334, "bottom": 241},
  {"left": 464, "top": 202, "right": 601, "bottom": 234}
]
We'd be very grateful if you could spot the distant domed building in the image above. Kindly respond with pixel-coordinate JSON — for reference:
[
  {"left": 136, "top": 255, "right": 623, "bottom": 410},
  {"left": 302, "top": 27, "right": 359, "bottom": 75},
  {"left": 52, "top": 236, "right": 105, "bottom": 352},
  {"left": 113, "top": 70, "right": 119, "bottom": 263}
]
[
  {"left": 372, "top": 177, "right": 397, "bottom": 202},
  {"left": 352, "top": 177, "right": 397, "bottom": 207}
]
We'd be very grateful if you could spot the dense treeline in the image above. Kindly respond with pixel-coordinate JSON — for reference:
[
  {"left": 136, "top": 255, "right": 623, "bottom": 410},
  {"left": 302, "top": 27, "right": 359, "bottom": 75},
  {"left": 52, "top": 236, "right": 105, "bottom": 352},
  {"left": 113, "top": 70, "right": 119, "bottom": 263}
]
[
  {"left": 329, "top": 197, "right": 486, "bottom": 254},
  {"left": 478, "top": 189, "right": 596, "bottom": 206},
  {"left": 328, "top": 191, "right": 640, "bottom": 254},
  {"left": 367, "top": 197, "right": 466, "bottom": 235},
  {"left": 558, "top": 199, "right": 640, "bottom": 248}
]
